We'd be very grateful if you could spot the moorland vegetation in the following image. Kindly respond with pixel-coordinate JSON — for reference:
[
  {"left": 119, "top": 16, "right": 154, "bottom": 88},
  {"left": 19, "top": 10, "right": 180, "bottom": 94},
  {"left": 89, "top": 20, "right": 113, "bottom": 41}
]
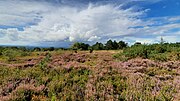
[{"left": 0, "top": 40, "right": 180, "bottom": 101}]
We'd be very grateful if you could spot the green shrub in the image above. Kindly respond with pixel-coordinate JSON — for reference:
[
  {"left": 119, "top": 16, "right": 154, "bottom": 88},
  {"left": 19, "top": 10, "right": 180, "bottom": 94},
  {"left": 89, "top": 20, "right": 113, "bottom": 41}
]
[
  {"left": 120, "top": 45, "right": 150, "bottom": 59},
  {"left": 47, "top": 68, "right": 91, "bottom": 100},
  {"left": 13, "top": 89, "right": 34, "bottom": 101},
  {"left": 1, "top": 48, "right": 29, "bottom": 61},
  {"left": 2, "top": 49, "right": 19, "bottom": 61},
  {"left": 113, "top": 52, "right": 129, "bottom": 61},
  {"left": 38, "top": 52, "right": 52, "bottom": 72},
  {"left": 113, "top": 43, "right": 180, "bottom": 61},
  {"left": 149, "top": 53, "right": 168, "bottom": 62}
]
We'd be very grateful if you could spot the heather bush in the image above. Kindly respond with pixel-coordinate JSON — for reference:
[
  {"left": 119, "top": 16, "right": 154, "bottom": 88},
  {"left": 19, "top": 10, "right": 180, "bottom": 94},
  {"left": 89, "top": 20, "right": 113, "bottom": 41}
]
[
  {"left": 46, "top": 67, "right": 91, "bottom": 100},
  {"left": 0, "top": 49, "right": 179, "bottom": 101},
  {"left": 113, "top": 52, "right": 129, "bottom": 61},
  {"left": 38, "top": 52, "right": 51, "bottom": 72},
  {"left": 121, "top": 75, "right": 176, "bottom": 101},
  {"left": 1, "top": 48, "right": 29, "bottom": 61},
  {"left": 12, "top": 88, "right": 34, "bottom": 101},
  {"left": 2, "top": 49, "right": 20, "bottom": 61},
  {"left": 1, "top": 65, "right": 177, "bottom": 101},
  {"left": 149, "top": 53, "right": 168, "bottom": 62}
]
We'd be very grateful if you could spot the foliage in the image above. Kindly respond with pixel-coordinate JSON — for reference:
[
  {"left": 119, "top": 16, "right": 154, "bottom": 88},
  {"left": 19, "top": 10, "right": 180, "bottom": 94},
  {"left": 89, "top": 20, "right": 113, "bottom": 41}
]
[
  {"left": 70, "top": 40, "right": 127, "bottom": 50},
  {"left": 91, "top": 42, "right": 104, "bottom": 50},
  {"left": 0, "top": 50, "right": 179, "bottom": 101},
  {"left": 105, "top": 40, "right": 114, "bottom": 50},
  {"left": 0, "top": 41, "right": 180, "bottom": 101},
  {"left": 0, "top": 48, "right": 29, "bottom": 61},
  {"left": 118, "top": 41, "right": 128, "bottom": 49},
  {"left": 33, "top": 47, "right": 41, "bottom": 51},
  {"left": 114, "top": 43, "right": 180, "bottom": 61},
  {"left": 105, "top": 40, "right": 127, "bottom": 50},
  {"left": 71, "top": 42, "right": 90, "bottom": 50}
]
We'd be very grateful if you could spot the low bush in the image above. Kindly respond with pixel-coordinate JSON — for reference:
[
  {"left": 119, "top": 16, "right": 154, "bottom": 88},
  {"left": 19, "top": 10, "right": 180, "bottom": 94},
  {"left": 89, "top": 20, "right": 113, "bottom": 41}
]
[
  {"left": 1, "top": 48, "right": 29, "bottom": 61},
  {"left": 114, "top": 43, "right": 180, "bottom": 61}
]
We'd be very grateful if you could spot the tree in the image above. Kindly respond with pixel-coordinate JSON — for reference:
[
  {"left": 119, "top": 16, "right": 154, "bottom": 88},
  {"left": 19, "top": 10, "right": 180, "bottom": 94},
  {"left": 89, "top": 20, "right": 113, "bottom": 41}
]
[
  {"left": 49, "top": 47, "right": 55, "bottom": 51},
  {"left": 105, "top": 40, "right": 114, "bottom": 50},
  {"left": 134, "top": 42, "right": 142, "bottom": 46},
  {"left": 33, "top": 47, "right": 41, "bottom": 51},
  {"left": 113, "top": 40, "right": 118, "bottom": 50},
  {"left": 71, "top": 42, "right": 90, "bottom": 50},
  {"left": 105, "top": 40, "right": 124, "bottom": 50},
  {"left": 118, "top": 41, "right": 127, "bottom": 49},
  {"left": 19, "top": 47, "right": 27, "bottom": 51},
  {"left": 92, "top": 42, "right": 104, "bottom": 50},
  {"left": 160, "top": 37, "right": 165, "bottom": 44}
]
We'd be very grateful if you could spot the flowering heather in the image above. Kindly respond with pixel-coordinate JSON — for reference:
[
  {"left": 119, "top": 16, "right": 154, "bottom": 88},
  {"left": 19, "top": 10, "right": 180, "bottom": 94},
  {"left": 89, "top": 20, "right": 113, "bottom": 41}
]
[{"left": 0, "top": 50, "right": 179, "bottom": 101}]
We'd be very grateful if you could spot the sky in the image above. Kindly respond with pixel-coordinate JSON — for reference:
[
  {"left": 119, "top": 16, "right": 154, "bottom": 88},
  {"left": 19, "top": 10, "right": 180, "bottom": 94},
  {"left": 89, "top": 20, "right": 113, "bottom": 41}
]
[{"left": 0, "top": 0, "right": 180, "bottom": 47}]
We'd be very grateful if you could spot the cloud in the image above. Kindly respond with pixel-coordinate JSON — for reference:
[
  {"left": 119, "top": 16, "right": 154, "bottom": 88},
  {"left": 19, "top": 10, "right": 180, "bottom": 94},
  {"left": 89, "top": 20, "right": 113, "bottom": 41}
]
[
  {"left": 0, "top": 1, "right": 145, "bottom": 44},
  {"left": 0, "top": 0, "right": 179, "bottom": 47}
]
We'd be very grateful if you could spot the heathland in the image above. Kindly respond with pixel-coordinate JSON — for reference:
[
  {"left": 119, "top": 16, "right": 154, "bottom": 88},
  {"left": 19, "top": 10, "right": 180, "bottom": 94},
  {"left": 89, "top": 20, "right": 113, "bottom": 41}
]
[{"left": 0, "top": 41, "right": 180, "bottom": 101}]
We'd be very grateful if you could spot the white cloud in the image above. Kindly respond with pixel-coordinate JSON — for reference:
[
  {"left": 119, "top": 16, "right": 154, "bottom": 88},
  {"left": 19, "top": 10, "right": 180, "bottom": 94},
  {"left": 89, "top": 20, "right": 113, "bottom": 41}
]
[
  {"left": 0, "top": 0, "right": 50, "bottom": 26},
  {"left": 0, "top": 1, "right": 145, "bottom": 44},
  {"left": 0, "top": 0, "right": 179, "bottom": 46}
]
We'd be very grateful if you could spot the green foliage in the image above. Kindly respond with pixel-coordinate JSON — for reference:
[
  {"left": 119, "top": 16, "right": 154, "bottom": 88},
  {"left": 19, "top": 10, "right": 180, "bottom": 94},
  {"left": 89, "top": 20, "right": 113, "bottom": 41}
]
[
  {"left": 33, "top": 47, "right": 56, "bottom": 52},
  {"left": 47, "top": 67, "right": 91, "bottom": 100},
  {"left": 118, "top": 41, "right": 128, "bottom": 49},
  {"left": 51, "top": 94, "right": 57, "bottom": 101},
  {"left": 71, "top": 42, "right": 90, "bottom": 50},
  {"left": 91, "top": 42, "right": 104, "bottom": 50},
  {"left": 134, "top": 42, "right": 142, "bottom": 46},
  {"left": 2, "top": 49, "right": 17, "bottom": 61},
  {"left": 94, "top": 69, "right": 128, "bottom": 100},
  {"left": 114, "top": 43, "right": 180, "bottom": 61},
  {"left": 0, "top": 66, "right": 91, "bottom": 100},
  {"left": 123, "top": 45, "right": 149, "bottom": 59},
  {"left": 105, "top": 40, "right": 127, "bottom": 50},
  {"left": 113, "top": 52, "right": 129, "bottom": 61},
  {"left": 70, "top": 40, "right": 127, "bottom": 50},
  {"left": 0, "top": 42, "right": 179, "bottom": 100},
  {"left": 42, "top": 47, "right": 55, "bottom": 51},
  {"left": 149, "top": 53, "right": 168, "bottom": 61},
  {"left": 38, "top": 52, "right": 52, "bottom": 73},
  {"left": 105, "top": 40, "right": 114, "bottom": 50},
  {"left": 13, "top": 88, "right": 34, "bottom": 101},
  {"left": 33, "top": 47, "right": 41, "bottom": 51},
  {"left": 157, "top": 46, "right": 166, "bottom": 53},
  {"left": 1, "top": 48, "right": 29, "bottom": 61},
  {"left": 0, "top": 58, "right": 178, "bottom": 100},
  {"left": 158, "top": 85, "right": 176, "bottom": 101},
  {"left": 144, "top": 67, "right": 177, "bottom": 77}
]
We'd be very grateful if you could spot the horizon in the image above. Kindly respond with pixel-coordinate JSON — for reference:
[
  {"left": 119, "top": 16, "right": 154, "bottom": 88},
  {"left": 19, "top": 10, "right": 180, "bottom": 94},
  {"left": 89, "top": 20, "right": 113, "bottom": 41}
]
[
  {"left": 0, "top": 0, "right": 180, "bottom": 47},
  {"left": 0, "top": 39, "right": 179, "bottom": 48}
]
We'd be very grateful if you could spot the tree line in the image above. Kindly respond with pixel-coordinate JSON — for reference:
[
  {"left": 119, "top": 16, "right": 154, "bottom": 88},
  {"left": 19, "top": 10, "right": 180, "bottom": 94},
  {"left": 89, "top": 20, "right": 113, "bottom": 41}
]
[
  {"left": 71, "top": 40, "right": 128, "bottom": 50},
  {"left": 0, "top": 40, "right": 179, "bottom": 52}
]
